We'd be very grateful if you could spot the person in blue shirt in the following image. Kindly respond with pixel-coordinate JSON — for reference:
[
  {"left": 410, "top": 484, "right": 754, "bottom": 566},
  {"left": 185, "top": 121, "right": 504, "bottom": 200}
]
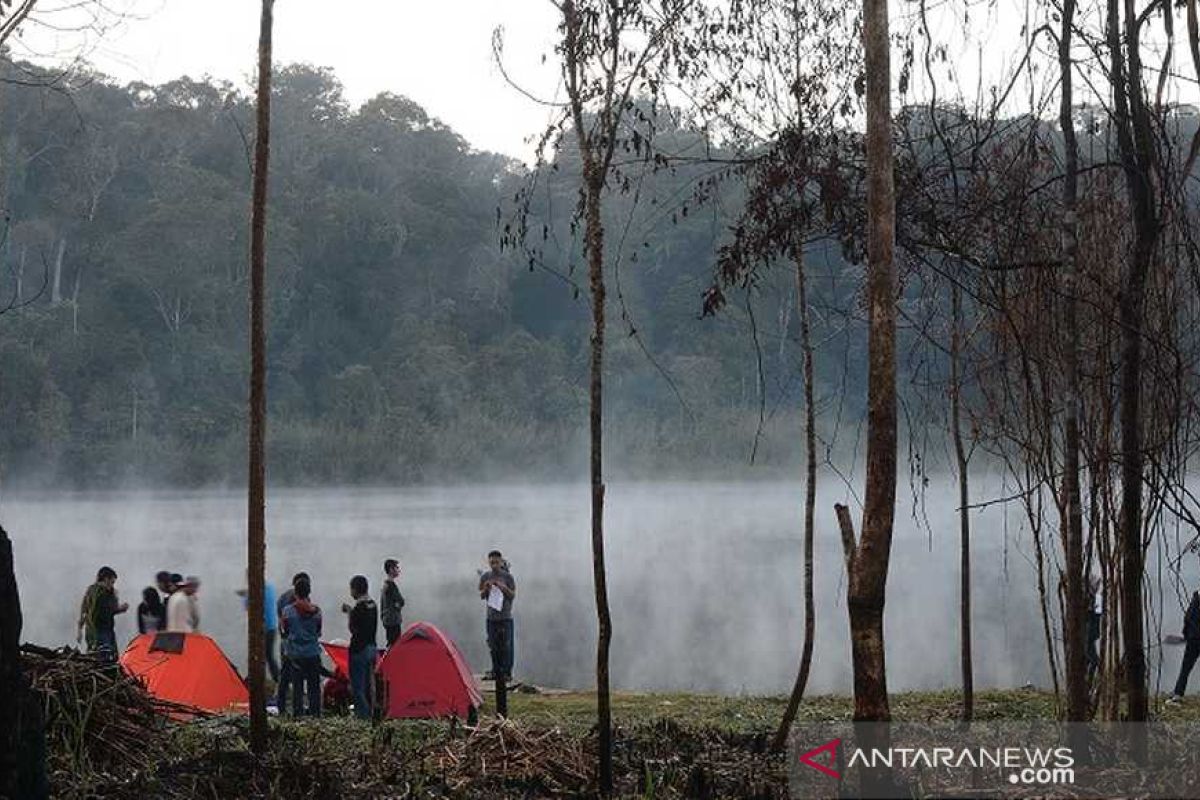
[{"left": 237, "top": 577, "right": 280, "bottom": 682}]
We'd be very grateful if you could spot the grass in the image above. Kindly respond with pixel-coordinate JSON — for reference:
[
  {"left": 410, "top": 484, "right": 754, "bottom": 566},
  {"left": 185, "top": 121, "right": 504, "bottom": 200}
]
[
  {"left": 503, "top": 684, "right": 1200, "bottom": 730},
  {"left": 53, "top": 687, "right": 1200, "bottom": 798}
]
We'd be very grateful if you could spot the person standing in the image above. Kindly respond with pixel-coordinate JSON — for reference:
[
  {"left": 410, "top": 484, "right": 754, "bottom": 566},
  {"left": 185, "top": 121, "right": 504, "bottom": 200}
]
[
  {"left": 380, "top": 559, "right": 405, "bottom": 647},
  {"left": 478, "top": 550, "right": 516, "bottom": 682},
  {"left": 237, "top": 577, "right": 280, "bottom": 682},
  {"left": 166, "top": 576, "right": 201, "bottom": 633},
  {"left": 347, "top": 575, "right": 379, "bottom": 720},
  {"left": 77, "top": 566, "right": 128, "bottom": 661},
  {"left": 137, "top": 586, "right": 166, "bottom": 634},
  {"left": 275, "top": 572, "right": 308, "bottom": 713},
  {"left": 1168, "top": 588, "right": 1200, "bottom": 703},
  {"left": 281, "top": 576, "right": 322, "bottom": 716}
]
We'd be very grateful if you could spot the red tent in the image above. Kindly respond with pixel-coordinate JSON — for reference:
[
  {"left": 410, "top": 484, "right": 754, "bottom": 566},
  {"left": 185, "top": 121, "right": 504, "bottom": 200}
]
[
  {"left": 121, "top": 631, "right": 249, "bottom": 714},
  {"left": 377, "top": 621, "right": 483, "bottom": 719}
]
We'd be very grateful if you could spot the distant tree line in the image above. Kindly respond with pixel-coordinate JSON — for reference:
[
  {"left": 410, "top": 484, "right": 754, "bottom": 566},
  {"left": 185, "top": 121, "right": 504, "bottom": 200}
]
[{"left": 0, "top": 58, "right": 866, "bottom": 487}]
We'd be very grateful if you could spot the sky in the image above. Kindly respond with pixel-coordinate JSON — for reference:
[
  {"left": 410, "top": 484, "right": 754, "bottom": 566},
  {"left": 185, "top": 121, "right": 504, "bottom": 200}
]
[
  {"left": 11, "top": 0, "right": 1192, "bottom": 163},
  {"left": 15, "top": 0, "right": 566, "bottom": 161}
]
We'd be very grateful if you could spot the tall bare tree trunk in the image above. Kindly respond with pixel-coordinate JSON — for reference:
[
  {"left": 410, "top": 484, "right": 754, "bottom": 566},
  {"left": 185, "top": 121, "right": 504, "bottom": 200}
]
[
  {"left": 950, "top": 284, "right": 973, "bottom": 722},
  {"left": 772, "top": 249, "right": 817, "bottom": 752},
  {"left": 584, "top": 162, "right": 614, "bottom": 796},
  {"left": 1109, "top": 0, "right": 1155, "bottom": 730},
  {"left": 840, "top": 0, "right": 899, "bottom": 792},
  {"left": 1059, "top": 0, "right": 1088, "bottom": 726},
  {"left": 247, "top": 0, "right": 274, "bottom": 757}
]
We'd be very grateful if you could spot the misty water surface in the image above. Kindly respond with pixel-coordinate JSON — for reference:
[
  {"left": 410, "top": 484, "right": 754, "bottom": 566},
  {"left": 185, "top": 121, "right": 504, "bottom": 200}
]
[{"left": 3, "top": 479, "right": 1196, "bottom": 695}]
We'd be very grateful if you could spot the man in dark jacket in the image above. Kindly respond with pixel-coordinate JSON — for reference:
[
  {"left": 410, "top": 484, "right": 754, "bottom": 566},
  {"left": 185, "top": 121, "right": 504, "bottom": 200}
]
[
  {"left": 380, "top": 559, "right": 405, "bottom": 647},
  {"left": 347, "top": 575, "right": 378, "bottom": 720},
  {"left": 1168, "top": 589, "right": 1200, "bottom": 703}
]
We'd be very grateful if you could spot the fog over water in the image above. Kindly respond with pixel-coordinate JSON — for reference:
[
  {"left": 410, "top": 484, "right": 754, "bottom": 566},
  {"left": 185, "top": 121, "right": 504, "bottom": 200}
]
[{"left": 3, "top": 479, "right": 1196, "bottom": 695}]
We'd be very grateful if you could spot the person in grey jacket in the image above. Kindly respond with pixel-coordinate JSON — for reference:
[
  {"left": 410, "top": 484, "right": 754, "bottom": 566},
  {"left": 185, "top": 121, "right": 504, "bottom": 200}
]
[
  {"left": 479, "top": 550, "right": 516, "bottom": 681},
  {"left": 280, "top": 576, "right": 322, "bottom": 716}
]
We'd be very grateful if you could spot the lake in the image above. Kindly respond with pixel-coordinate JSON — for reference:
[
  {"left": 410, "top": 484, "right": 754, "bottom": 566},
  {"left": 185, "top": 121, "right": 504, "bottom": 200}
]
[{"left": 3, "top": 479, "right": 1194, "bottom": 695}]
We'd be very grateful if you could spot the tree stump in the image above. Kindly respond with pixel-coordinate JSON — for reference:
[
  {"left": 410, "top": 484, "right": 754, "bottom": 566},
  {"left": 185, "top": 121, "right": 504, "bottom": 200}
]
[{"left": 0, "top": 525, "right": 47, "bottom": 800}]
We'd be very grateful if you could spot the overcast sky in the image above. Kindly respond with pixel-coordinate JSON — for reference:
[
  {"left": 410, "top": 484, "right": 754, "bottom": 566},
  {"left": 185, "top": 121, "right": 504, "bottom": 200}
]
[
  {"left": 13, "top": 1, "right": 1189, "bottom": 163},
  {"left": 16, "top": 0, "right": 566, "bottom": 161}
]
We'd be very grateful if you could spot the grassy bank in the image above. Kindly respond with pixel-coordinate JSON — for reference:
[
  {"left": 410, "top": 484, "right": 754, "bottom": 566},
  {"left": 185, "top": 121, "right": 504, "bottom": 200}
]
[{"left": 46, "top": 685, "right": 1200, "bottom": 799}]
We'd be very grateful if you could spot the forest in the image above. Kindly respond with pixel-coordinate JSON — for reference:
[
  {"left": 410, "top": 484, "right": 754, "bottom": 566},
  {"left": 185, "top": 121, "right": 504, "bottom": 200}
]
[
  {"left": 0, "top": 58, "right": 870, "bottom": 487},
  {"left": 5, "top": 0, "right": 1200, "bottom": 797}
]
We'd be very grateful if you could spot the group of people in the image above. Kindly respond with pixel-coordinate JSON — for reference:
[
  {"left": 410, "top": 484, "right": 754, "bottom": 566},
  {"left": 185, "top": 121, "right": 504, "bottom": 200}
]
[
  {"left": 77, "top": 568, "right": 201, "bottom": 661},
  {"left": 269, "top": 568, "right": 383, "bottom": 719},
  {"left": 77, "top": 549, "right": 518, "bottom": 720}
]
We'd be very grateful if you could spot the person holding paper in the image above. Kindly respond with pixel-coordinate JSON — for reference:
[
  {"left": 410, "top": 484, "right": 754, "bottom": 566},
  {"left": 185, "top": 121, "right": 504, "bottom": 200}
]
[{"left": 479, "top": 550, "right": 516, "bottom": 682}]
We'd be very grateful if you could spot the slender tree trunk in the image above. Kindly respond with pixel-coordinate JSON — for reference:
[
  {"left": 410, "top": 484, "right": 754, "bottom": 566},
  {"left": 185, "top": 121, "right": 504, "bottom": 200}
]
[
  {"left": 71, "top": 263, "right": 83, "bottom": 336},
  {"left": 772, "top": 249, "right": 817, "bottom": 752},
  {"left": 950, "top": 284, "right": 973, "bottom": 722},
  {"left": 50, "top": 238, "right": 64, "bottom": 306},
  {"left": 1059, "top": 0, "right": 1088, "bottom": 725},
  {"left": 584, "top": 164, "right": 614, "bottom": 796},
  {"left": 1109, "top": 0, "right": 1155, "bottom": 730},
  {"left": 844, "top": 0, "right": 898, "bottom": 791},
  {"left": 246, "top": 0, "right": 274, "bottom": 757},
  {"left": 14, "top": 247, "right": 23, "bottom": 303}
]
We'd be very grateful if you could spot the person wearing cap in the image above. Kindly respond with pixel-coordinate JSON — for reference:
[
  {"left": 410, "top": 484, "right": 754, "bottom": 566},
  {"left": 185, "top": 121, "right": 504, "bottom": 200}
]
[
  {"left": 380, "top": 558, "right": 405, "bottom": 647},
  {"left": 166, "top": 576, "right": 201, "bottom": 633}
]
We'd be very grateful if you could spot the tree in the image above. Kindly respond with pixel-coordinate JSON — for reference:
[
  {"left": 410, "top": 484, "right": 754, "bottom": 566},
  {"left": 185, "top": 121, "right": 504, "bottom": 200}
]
[
  {"left": 1108, "top": 0, "right": 1157, "bottom": 729},
  {"left": 246, "top": 0, "right": 275, "bottom": 756},
  {"left": 1057, "top": 0, "right": 1088, "bottom": 727},
  {"left": 510, "top": 1, "right": 702, "bottom": 791},
  {"left": 836, "top": 0, "right": 898, "bottom": 790}
]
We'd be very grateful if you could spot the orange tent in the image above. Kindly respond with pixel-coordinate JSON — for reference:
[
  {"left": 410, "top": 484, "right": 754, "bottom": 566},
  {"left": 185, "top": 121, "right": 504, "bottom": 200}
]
[
  {"left": 377, "top": 622, "right": 483, "bottom": 719},
  {"left": 121, "top": 631, "right": 249, "bottom": 714}
]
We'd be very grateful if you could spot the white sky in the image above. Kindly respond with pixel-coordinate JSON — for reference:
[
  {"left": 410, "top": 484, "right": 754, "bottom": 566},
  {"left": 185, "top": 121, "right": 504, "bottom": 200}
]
[
  {"left": 11, "top": 0, "right": 1195, "bottom": 163},
  {"left": 14, "top": 0, "right": 566, "bottom": 161}
]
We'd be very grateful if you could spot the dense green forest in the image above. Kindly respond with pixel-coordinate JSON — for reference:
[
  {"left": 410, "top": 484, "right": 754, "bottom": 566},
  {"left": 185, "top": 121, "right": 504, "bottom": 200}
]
[{"left": 0, "top": 60, "right": 867, "bottom": 487}]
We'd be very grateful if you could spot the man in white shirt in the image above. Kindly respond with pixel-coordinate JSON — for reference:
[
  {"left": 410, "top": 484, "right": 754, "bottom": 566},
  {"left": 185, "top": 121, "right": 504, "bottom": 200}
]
[{"left": 166, "top": 576, "right": 201, "bottom": 633}]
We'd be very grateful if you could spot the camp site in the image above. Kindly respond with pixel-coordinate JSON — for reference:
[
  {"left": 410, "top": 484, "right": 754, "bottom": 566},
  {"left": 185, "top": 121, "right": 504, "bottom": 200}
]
[{"left": 6, "top": 0, "right": 1200, "bottom": 798}]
